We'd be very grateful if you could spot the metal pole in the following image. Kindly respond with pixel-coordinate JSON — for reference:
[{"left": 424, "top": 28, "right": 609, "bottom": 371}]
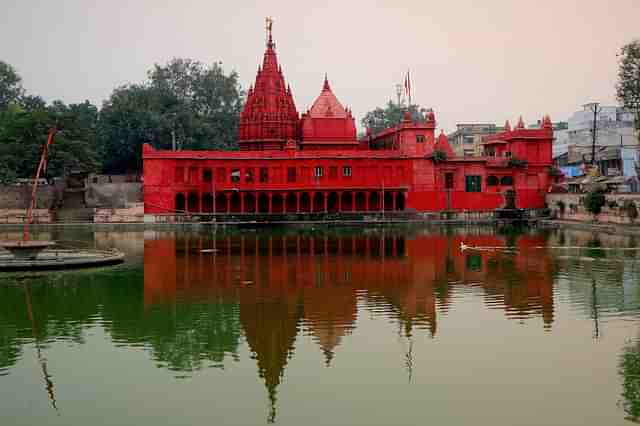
[
  {"left": 584, "top": 102, "right": 601, "bottom": 166},
  {"left": 24, "top": 128, "right": 56, "bottom": 241}
]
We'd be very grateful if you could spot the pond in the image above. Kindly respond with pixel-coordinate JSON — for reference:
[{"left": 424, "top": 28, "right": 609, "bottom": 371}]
[{"left": 1, "top": 225, "right": 640, "bottom": 425}]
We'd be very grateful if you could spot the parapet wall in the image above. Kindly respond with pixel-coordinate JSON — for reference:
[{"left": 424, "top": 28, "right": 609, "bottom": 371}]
[
  {"left": 86, "top": 183, "right": 142, "bottom": 208},
  {"left": 0, "top": 185, "right": 59, "bottom": 209}
]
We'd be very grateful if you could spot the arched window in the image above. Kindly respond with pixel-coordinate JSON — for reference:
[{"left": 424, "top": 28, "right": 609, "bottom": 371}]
[{"left": 500, "top": 176, "right": 514, "bottom": 186}]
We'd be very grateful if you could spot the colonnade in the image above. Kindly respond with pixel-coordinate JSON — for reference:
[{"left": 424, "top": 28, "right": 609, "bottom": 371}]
[{"left": 174, "top": 190, "right": 406, "bottom": 214}]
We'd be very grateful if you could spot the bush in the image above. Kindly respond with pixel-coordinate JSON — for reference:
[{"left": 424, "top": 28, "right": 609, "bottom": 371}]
[
  {"left": 584, "top": 189, "right": 606, "bottom": 217},
  {"left": 432, "top": 150, "right": 447, "bottom": 163},
  {"left": 556, "top": 200, "right": 566, "bottom": 215}
]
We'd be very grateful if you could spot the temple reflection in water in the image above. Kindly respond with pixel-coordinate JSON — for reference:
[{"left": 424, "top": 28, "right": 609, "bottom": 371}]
[{"left": 143, "top": 227, "right": 555, "bottom": 421}]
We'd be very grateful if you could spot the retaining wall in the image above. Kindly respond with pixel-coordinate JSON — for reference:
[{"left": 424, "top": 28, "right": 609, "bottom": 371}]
[{"left": 547, "top": 193, "right": 640, "bottom": 225}]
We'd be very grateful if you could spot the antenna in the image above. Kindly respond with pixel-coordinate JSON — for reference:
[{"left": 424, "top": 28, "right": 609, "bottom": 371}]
[{"left": 395, "top": 83, "right": 403, "bottom": 107}]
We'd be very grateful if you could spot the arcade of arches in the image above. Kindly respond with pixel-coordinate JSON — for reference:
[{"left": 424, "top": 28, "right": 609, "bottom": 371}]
[{"left": 174, "top": 190, "right": 406, "bottom": 214}]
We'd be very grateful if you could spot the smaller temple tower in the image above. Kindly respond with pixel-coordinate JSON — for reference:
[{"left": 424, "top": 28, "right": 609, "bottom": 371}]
[
  {"left": 239, "top": 18, "right": 299, "bottom": 150},
  {"left": 299, "top": 75, "right": 358, "bottom": 150}
]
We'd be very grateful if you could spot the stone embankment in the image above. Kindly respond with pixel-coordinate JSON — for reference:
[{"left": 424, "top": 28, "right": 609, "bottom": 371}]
[{"left": 546, "top": 193, "right": 640, "bottom": 229}]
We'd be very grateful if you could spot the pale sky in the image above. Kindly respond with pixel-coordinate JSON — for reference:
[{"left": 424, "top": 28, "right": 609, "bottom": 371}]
[{"left": 1, "top": 0, "right": 638, "bottom": 132}]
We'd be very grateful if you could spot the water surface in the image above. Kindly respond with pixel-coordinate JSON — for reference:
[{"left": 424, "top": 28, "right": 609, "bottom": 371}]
[{"left": 1, "top": 225, "right": 640, "bottom": 425}]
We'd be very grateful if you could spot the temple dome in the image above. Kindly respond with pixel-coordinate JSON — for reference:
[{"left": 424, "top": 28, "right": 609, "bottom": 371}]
[{"left": 308, "top": 76, "right": 348, "bottom": 119}]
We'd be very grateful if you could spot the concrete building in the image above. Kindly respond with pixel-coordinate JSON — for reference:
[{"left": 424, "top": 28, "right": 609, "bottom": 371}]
[
  {"left": 565, "top": 105, "right": 637, "bottom": 175},
  {"left": 447, "top": 123, "right": 502, "bottom": 157}
]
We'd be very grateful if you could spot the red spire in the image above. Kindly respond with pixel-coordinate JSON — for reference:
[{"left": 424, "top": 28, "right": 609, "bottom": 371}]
[
  {"left": 239, "top": 20, "right": 299, "bottom": 148},
  {"left": 543, "top": 114, "right": 552, "bottom": 129},
  {"left": 516, "top": 116, "right": 525, "bottom": 129},
  {"left": 504, "top": 120, "right": 511, "bottom": 132},
  {"left": 323, "top": 73, "right": 330, "bottom": 91}
]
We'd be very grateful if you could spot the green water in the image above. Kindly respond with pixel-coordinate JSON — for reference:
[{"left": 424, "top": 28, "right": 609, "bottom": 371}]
[{"left": 1, "top": 225, "right": 640, "bottom": 425}]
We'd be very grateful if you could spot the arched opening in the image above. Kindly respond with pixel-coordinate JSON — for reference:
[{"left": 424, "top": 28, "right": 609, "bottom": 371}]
[
  {"left": 272, "top": 193, "right": 284, "bottom": 213},
  {"left": 285, "top": 193, "right": 297, "bottom": 213},
  {"left": 187, "top": 192, "right": 199, "bottom": 213},
  {"left": 500, "top": 175, "right": 514, "bottom": 186},
  {"left": 327, "top": 192, "right": 339, "bottom": 213},
  {"left": 258, "top": 193, "right": 269, "bottom": 213},
  {"left": 341, "top": 192, "right": 353, "bottom": 212},
  {"left": 230, "top": 192, "right": 241, "bottom": 213},
  {"left": 202, "top": 193, "right": 214, "bottom": 213},
  {"left": 384, "top": 192, "right": 394, "bottom": 211},
  {"left": 244, "top": 193, "right": 256, "bottom": 213},
  {"left": 487, "top": 175, "right": 499, "bottom": 186},
  {"left": 175, "top": 193, "right": 185, "bottom": 213},
  {"left": 395, "top": 192, "right": 405, "bottom": 211},
  {"left": 215, "top": 193, "right": 227, "bottom": 213},
  {"left": 369, "top": 192, "right": 380, "bottom": 211},
  {"left": 313, "top": 192, "right": 325, "bottom": 213},
  {"left": 355, "top": 192, "right": 366, "bottom": 211},
  {"left": 300, "top": 193, "right": 311, "bottom": 213}
]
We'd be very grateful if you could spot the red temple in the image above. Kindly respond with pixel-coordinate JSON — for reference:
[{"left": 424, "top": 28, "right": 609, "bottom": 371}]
[{"left": 143, "top": 24, "right": 553, "bottom": 216}]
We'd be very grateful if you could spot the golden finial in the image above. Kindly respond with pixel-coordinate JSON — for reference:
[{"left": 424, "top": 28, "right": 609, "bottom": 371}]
[{"left": 265, "top": 17, "right": 273, "bottom": 47}]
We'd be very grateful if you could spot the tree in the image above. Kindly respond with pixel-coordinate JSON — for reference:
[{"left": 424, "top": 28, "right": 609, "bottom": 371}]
[
  {"left": 0, "top": 98, "right": 100, "bottom": 182},
  {"left": 99, "top": 58, "right": 244, "bottom": 173},
  {"left": 616, "top": 40, "right": 640, "bottom": 137},
  {"left": 0, "top": 61, "right": 24, "bottom": 111},
  {"left": 584, "top": 188, "right": 606, "bottom": 217},
  {"left": 361, "top": 101, "right": 426, "bottom": 135}
]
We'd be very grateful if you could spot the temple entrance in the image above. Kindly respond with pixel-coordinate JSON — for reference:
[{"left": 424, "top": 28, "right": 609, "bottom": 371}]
[
  {"left": 258, "top": 193, "right": 269, "bottom": 213},
  {"left": 285, "top": 193, "right": 297, "bottom": 213},
  {"left": 341, "top": 192, "right": 353, "bottom": 212},
  {"left": 175, "top": 193, "right": 185, "bottom": 213},
  {"left": 272, "top": 194, "right": 284, "bottom": 213},
  {"left": 215, "top": 193, "right": 227, "bottom": 213},
  {"left": 355, "top": 192, "right": 366, "bottom": 211},
  {"left": 395, "top": 192, "right": 405, "bottom": 211},
  {"left": 300, "top": 193, "right": 311, "bottom": 213},
  {"left": 244, "top": 193, "right": 256, "bottom": 213},
  {"left": 384, "top": 192, "right": 393, "bottom": 211},
  {"left": 230, "top": 192, "right": 241, "bottom": 213},
  {"left": 202, "top": 193, "right": 214, "bottom": 213},
  {"left": 327, "top": 192, "right": 339, "bottom": 213},
  {"left": 369, "top": 192, "right": 380, "bottom": 211},
  {"left": 187, "top": 193, "right": 199, "bottom": 213},
  {"left": 313, "top": 192, "right": 325, "bottom": 213}
]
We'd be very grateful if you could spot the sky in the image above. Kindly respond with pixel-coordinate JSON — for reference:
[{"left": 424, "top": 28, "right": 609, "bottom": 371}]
[{"left": 1, "top": 0, "right": 638, "bottom": 132}]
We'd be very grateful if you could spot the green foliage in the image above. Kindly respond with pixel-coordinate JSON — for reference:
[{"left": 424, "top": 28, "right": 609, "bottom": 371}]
[
  {"left": 0, "top": 61, "right": 100, "bottom": 181},
  {"left": 360, "top": 101, "right": 426, "bottom": 135},
  {"left": 432, "top": 149, "right": 447, "bottom": 163},
  {"left": 508, "top": 157, "right": 528, "bottom": 168},
  {"left": 0, "top": 97, "right": 100, "bottom": 181},
  {"left": 99, "top": 58, "right": 244, "bottom": 173},
  {"left": 584, "top": 188, "right": 606, "bottom": 216},
  {"left": 616, "top": 40, "right": 640, "bottom": 134},
  {"left": 549, "top": 167, "right": 563, "bottom": 177},
  {"left": 0, "top": 61, "right": 24, "bottom": 110},
  {"left": 620, "top": 342, "right": 640, "bottom": 422}
]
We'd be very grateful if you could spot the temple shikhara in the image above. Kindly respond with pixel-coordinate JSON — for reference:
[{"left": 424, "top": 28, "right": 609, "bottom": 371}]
[{"left": 143, "top": 21, "right": 553, "bottom": 216}]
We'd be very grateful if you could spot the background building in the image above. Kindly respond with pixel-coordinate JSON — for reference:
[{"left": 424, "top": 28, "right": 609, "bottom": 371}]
[
  {"left": 565, "top": 105, "right": 637, "bottom": 175},
  {"left": 447, "top": 123, "right": 502, "bottom": 157}
]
